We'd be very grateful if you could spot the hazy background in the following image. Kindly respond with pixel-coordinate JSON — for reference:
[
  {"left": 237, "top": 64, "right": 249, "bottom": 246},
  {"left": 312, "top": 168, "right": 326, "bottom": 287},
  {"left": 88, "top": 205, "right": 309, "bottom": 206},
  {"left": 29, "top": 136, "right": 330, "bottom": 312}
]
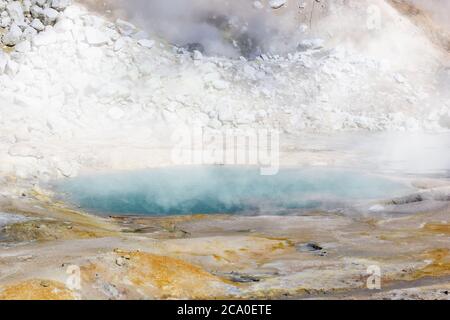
[
  {"left": 86, "top": 0, "right": 322, "bottom": 57},
  {"left": 80, "top": 0, "right": 450, "bottom": 58}
]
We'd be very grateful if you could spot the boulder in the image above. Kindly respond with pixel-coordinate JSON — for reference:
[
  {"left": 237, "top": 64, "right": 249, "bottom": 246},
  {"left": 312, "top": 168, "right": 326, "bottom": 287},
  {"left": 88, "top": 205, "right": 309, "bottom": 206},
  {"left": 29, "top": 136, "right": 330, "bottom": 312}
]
[{"left": 2, "top": 23, "right": 22, "bottom": 46}]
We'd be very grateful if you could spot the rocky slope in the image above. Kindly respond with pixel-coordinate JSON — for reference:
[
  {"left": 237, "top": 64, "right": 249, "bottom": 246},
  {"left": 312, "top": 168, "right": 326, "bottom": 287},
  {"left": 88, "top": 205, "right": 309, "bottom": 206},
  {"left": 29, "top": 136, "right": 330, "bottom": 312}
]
[{"left": 0, "top": 0, "right": 448, "bottom": 182}]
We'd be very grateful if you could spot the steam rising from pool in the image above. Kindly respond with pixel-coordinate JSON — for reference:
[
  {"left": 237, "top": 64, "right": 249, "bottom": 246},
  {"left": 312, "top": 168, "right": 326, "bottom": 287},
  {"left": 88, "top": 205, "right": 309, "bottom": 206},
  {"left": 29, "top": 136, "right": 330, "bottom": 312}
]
[{"left": 56, "top": 167, "right": 411, "bottom": 216}]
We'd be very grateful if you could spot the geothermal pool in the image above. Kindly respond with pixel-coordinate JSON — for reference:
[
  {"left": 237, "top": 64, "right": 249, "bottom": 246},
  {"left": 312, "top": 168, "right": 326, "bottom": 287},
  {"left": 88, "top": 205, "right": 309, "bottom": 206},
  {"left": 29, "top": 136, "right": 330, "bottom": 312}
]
[{"left": 56, "top": 167, "right": 413, "bottom": 216}]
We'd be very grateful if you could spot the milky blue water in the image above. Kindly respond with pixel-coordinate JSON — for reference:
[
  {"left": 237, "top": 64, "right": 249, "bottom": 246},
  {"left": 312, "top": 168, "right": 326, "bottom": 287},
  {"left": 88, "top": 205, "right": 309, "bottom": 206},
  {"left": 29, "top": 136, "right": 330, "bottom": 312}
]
[{"left": 56, "top": 166, "right": 412, "bottom": 216}]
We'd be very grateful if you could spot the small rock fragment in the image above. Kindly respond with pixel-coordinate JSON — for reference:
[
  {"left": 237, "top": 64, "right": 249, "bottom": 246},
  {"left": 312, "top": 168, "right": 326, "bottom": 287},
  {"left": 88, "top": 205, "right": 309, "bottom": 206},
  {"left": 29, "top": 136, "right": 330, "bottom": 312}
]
[
  {"left": 269, "top": 0, "right": 287, "bottom": 9},
  {"left": 137, "top": 39, "right": 154, "bottom": 49}
]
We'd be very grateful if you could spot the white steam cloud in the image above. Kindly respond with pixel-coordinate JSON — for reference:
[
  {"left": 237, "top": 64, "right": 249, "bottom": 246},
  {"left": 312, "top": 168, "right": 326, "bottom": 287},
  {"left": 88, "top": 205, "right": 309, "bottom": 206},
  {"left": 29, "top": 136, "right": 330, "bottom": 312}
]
[
  {"left": 94, "top": 0, "right": 315, "bottom": 57},
  {"left": 84, "top": 0, "right": 450, "bottom": 59}
]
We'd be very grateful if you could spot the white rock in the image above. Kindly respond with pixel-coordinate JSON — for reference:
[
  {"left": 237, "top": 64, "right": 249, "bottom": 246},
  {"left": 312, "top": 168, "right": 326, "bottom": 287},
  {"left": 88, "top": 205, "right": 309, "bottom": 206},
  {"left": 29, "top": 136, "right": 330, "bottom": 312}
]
[
  {"left": 84, "top": 26, "right": 109, "bottom": 45},
  {"left": 193, "top": 50, "right": 203, "bottom": 60},
  {"left": 212, "top": 79, "right": 229, "bottom": 90},
  {"left": 30, "top": 18, "right": 45, "bottom": 31},
  {"left": 116, "top": 19, "right": 136, "bottom": 36},
  {"left": 15, "top": 40, "right": 31, "bottom": 53},
  {"left": 30, "top": 5, "right": 43, "bottom": 19},
  {"left": 297, "top": 38, "right": 324, "bottom": 51},
  {"left": 2, "top": 23, "right": 22, "bottom": 46},
  {"left": 137, "top": 39, "right": 154, "bottom": 49},
  {"left": 22, "top": 26, "right": 38, "bottom": 40},
  {"left": 0, "top": 16, "right": 11, "bottom": 28},
  {"left": 269, "top": 0, "right": 287, "bottom": 9},
  {"left": 22, "top": 0, "right": 31, "bottom": 13},
  {"left": 51, "top": 0, "right": 72, "bottom": 11},
  {"left": 42, "top": 7, "right": 59, "bottom": 24},
  {"left": 6, "top": 1, "right": 25, "bottom": 25},
  {"left": 114, "top": 36, "right": 129, "bottom": 51},
  {"left": 393, "top": 73, "right": 406, "bottom": 84},
  {"left": 54, "top": 18, "right": 73, "bottom": 33},
  {"left": 62, "top": 5, "right": 81, "bottom": 20},
  {"left": 32, "top": 28, "right": 58, "bottom": 46}
]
